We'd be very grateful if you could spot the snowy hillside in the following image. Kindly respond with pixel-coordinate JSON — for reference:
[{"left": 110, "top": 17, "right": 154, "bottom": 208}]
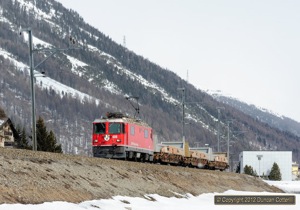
[
  {"left": 209, "top": 90, "right": 300, "bottom": 137},
  {"left": 1, "top": 0, "right": 300, "bottom": 163}
]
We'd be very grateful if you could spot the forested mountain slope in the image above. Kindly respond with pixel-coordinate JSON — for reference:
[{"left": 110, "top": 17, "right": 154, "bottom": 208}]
[{"left": 0, "top": 0, "right": 300, "bottom": 165}]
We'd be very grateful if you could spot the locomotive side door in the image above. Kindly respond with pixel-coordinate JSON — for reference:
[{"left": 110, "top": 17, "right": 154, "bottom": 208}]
[{"left": 122, "top": 123, "right": 127, "bottom": 145}]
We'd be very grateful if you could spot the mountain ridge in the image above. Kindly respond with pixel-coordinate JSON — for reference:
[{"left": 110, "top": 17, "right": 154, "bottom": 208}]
[{"left": 211, "top": 92, "right": 300, "bottom": 138}]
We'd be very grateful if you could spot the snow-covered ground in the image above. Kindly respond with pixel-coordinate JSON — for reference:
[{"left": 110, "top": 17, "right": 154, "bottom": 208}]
[
  {"left": 0, "top": 181, "right": 299, "bottom": 209},
  {"left": 265, "top": 180, "right": 300, "bottom": 194}
]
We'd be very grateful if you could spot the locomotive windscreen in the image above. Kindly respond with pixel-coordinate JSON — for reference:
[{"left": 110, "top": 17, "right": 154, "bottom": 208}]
[
  {"left": 108, "top": 123, "right": 125, "bottom": 134},
  {"left": 94, "top": 123, "right": 106, "bottom": 134}
]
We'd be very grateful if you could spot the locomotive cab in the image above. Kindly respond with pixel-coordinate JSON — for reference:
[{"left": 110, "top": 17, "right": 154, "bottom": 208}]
[
  {"left": 92, "top": 113, "right": 154, "bottom": 161},
  {"left": 92, "top": 121, "right": 127, "bottom": 158},
  {"left": 93, "top": 122, "right": 126, "bottom": 145}
]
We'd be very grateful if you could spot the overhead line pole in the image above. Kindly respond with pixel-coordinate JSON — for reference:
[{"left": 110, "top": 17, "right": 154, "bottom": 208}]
[
  {"left": 27, "top": 29, "right": 37, "bottom": 151},
  {"left": 227, "top": 120, "right": 232, "bottom": 171},
  {"left": 176, "top": 88, "right": 203, "bottom": 146},
  {"left": 216, "top": 107, "right": 224, "bottom": 152},
  {"left": 177, "top": 88, "right": 185, "bottom": 143},
  {"left": 20, "top": 28, "right": 80, "bottom": 151}
]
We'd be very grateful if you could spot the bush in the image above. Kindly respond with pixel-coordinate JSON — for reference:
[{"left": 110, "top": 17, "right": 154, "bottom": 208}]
[{"left": 244, "top": 165, "right": 257, "bottom": 176}]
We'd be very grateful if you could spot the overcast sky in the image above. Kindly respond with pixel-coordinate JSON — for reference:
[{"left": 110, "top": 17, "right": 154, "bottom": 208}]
[{"left": 57, "top": 0, "right": 300, "bottom": 122}]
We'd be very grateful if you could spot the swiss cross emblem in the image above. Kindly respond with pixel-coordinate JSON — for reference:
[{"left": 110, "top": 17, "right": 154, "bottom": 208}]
[{"left": 104, "top": 135, "right": 110, "bottom": 141}]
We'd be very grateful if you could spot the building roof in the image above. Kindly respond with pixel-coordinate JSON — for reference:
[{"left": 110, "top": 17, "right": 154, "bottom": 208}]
[
  {"left": 241, "top": 151, "right": 292, "bottom": 153},
  {"left": 0, "top": 118, "right": 9, "bottom": 129}
]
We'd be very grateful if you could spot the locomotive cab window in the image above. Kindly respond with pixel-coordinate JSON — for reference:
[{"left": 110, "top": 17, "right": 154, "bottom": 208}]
[
  {"left": 94, "top": 123, "right": 106, "bottom": 134},
  {"left": 109, "top": 123, "right": 124, "bottom": 134},
  {"left": 130, "top": 125, "right": 135, "bottom": 135},
  {"left": 144, "top": 129, "right": 148, "bottom": 138}
]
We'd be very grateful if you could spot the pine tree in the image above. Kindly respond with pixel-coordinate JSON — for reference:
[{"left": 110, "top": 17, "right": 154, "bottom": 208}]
[
  {"left": 36, "top": 116, "right": 62, "bottom": 153},
  {"left": 47, "top": 130, "right": 62, "bottom": 153},
  {"left": 36, "top": 116, "right": 49, "bottom": 151},
  {"left": 244, "top": 165, "right": 255, "bottom": 176},
  {"left": 244, "top": 165, "right": 249, "bottom": 174},
  {"left": 19, "top": 127, "right": 30, "bottom": 149},
  {"left": 13, "top": 125, "right": 29, "bottom": 149},
  {"left": 269, "top": 162, "right": 282, "bottom": 181}
]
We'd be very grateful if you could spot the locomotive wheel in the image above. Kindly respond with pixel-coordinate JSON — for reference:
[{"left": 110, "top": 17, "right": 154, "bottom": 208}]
[
  {"left": 139, "top": 154, "right": 145, "bottom": 162},
  {"left": 145, "top": 153, "right": 149, "bottom": 162}
]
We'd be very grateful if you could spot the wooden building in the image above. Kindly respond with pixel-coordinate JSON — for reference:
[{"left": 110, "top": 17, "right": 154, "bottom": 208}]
[{"left": 0, "top": 118, "right": 18, "bottom": 148}]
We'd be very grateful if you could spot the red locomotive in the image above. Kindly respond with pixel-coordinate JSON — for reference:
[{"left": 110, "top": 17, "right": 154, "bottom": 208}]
[{"left": 92, "top": 112, "right": 154, "bottom": 161}]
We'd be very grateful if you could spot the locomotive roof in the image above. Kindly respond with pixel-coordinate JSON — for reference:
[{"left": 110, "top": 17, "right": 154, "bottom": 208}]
[{"left": 93, "top": 116, "right": 151, "bottom": 128}]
